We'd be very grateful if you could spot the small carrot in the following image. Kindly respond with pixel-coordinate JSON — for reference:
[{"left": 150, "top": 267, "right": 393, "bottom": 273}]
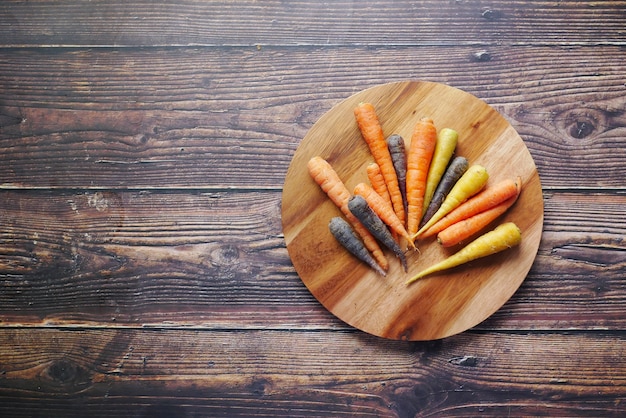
[
  {"left": 437, "top": 186, "right": 520, "bottom": 247},
  {"left": 386, "top": 134, "right": 408, "bottom": 213},
  {"left": 354, "top": 103, "right": 405, "bottom": 224},
  {"left": 308, "top": 156, "right": 389, "bottom": 271},
  {"left": 406, "top": 117, "right": 438, "bottom": 237},
  {"left": 348, "top": 195, "right": 408, "bottom": 272},
  {"left": 329, "top": 217, "right": 386, "bottom": 277},
  {"left": 420, "top": 156, "right": 469, "bottom": 228},
  {"left": 414, "top": 164, "right": 489, "bottom": 239},
  {"left": 406, "top": 222, "right": 522, "bottom": 284},
  {"left": 422, "top": 128, "right": 458, "bottom": 214},
  {"left": 353, "top": 182, "right": 415, "bottom": 249},
  {"left": 421, "top": 177, "right": 521, "bottom": 239},
  {"left": 366, "top": 162, "right": 392, "bottom": 209}
]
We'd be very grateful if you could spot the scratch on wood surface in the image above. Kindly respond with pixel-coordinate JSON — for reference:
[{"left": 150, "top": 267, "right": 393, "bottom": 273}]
[
  {"left": 95, "top": 159, "right": 178, "bottom": 164},
  {"left": 448, "top": 355, "right": 481, "bottom": 367},
  {"left": 552, "top": 244, "right": 626, "bottom": 267},
  {"left": 0, "top": 183, "right": 26, "bottom": 189}
]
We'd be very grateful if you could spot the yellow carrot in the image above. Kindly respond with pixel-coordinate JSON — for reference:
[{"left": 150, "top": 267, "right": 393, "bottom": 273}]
[
  {"left": 413, "top": 164, "right": 489, "bottom": 239},
  {"left": 406, "top": 222, "right": 522, "bottom": 284},
  {"left": 422, "top": 128, "right": 458, "bottom": 214}
]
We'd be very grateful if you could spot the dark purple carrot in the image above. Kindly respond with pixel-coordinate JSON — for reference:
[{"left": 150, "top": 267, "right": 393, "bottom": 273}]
[
  {"left": 419, "top": 156, "right": 469, "bottom": 229},
  {"left": 348, "top": 195, "right": 408, "bottom": 272},
  {"left": 328, "top": 217, "right": 386, "bottom": 276},
  {"left": 386, "top": 134, "right": 407, "bottom": 214}
]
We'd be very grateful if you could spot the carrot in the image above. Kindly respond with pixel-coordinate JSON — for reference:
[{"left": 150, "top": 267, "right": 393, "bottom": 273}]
[
  {"left": 406, "top": 222, "right": 522, "bottom": 284},
  {"left": 437, "top": 186, "right": 521, "bottom": 247},
  {"left": 354, "top": 102, "right": 405, "bottom": 224},
  {"left": 422, "top": 128, "right": 458, "bottom": 214},
  {"left": 420, "top": 156, "right": 468, "bottom": 228},
  {"left": 366, "top": 162, "right": 392, "bottom": 209},
  {"left": 421, "top": 177, "right": 521, "bottom": 239},
  {"left": 329, "top": 217, "right": 386, "bottom": 277},
  {"left": 348, "top": 195, "right": 408, "bottom": 272},
  {"left": 353, "top": 182, "right": 415, "bottom": 249},
  {"left": 307, "top": 156, "right": 389, "bottom": 271},
  {"left": 406, "top": 117, "right": 438, "bottom": 237},
  {"left": 413, "top": 164, "right": 489, "bottom": 239},
  {"left": 386, "top": 134, "right": 408, "bottom": 213}
]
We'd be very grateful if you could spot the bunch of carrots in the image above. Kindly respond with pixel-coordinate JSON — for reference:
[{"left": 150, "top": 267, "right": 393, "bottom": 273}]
[{"left": 307, "top": 102, "right": 523, "bottom": 283}]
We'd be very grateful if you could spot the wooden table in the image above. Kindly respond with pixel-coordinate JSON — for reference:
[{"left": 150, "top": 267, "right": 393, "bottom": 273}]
[{"left": 1, "top": 1, "right": 624, "bottom": 416}]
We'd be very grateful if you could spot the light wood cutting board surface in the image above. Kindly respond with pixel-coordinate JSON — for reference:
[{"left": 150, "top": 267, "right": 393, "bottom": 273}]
[{"left": 282, "top": 81, "right": 543, "bottom": 341}]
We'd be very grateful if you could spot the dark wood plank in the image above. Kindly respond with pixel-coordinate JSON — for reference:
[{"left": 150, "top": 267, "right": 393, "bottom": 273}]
[
  {"left": 1, "top": 0, "right": 624, "bottom": 47},
  {"left": 0, "top": 328, "right": 624, "bottom": 417},
  {"left": 1, "top": 189, "right": 624, "bottom": 330},
  {"left": 484, "top": 191, "right": 626, "bottom": 329},
  {"left": 0, "top": 189, "right": 305, "bottom": 326},
  {"left": 1, "top": 46, "right": 624, "bottom": 189},
  {"left": 1, "top": 1, "right": 623, "bottom": 416}
]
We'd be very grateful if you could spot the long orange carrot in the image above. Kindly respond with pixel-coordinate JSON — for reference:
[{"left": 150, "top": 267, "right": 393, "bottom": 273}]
[
  {"left": 353, "top": 182, "right": 415, "bottom": 249},
  {"left": 405, "top": 117, "right": 438, "bottom": 236},
  {"left": 354, "top": 103, "right": 405, "bottom": 224},
  {"left": 366, "top": 162, "right": 392, "bottom": 209},
  {"left": 307, "top": 156, "right": 389, "bottom": 271},
  {"left": 421, "top": 177, "right": 520, "bottom": 239},
  {"left": 437, "top": 187, "right": 521, "bottom": 247}
]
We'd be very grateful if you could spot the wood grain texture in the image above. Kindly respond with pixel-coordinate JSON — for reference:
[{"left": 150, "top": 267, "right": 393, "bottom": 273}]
[
  {"left": 0, "top": 189, "right": 623, "bottom": 331},
  {"left": 0, "top": 328, "right": 625, "bottom": 417},
  {"left": 1, "top": 0, "right": 624, "bottom": 47},
  {"left": 0, "top": 46, "right": 624, "bottom": 189},
  {"left": 1, "top": 0, "right": 625, "bottom": 414}
]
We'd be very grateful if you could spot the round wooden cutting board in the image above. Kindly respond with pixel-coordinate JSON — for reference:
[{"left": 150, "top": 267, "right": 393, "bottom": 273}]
[{"left": 282, "top": 81, "right": 543, "bottom": 341}]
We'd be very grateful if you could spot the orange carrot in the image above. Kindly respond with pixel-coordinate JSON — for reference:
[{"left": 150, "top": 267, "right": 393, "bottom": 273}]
[
  {"left": 366, "top": 162, "right": 392, "bottom": 209},
  {"left": 354, "top": 103, "right": 405, "bottom": 224},
  {"left": 307, "top": 156, "right": 389, "bottom": 271},
  {"left": 405, "top": 117, "right": 438, "bottom": 236},
  {"left": 437, "top": 187, "right": 521, "bottom": 247},
  {"left": 353, "top": 182, "right": 415, "bottom": 249},
  {"left": 421, "top": 177, "right": 520, "bottom": 239}
]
